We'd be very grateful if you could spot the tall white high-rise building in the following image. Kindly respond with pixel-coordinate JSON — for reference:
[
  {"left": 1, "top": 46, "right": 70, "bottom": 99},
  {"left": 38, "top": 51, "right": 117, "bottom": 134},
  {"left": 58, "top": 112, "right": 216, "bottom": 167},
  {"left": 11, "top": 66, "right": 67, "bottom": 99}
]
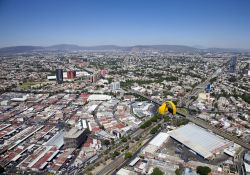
[{"left": 110, "top": 81, "right": 120, "bottom": 91}]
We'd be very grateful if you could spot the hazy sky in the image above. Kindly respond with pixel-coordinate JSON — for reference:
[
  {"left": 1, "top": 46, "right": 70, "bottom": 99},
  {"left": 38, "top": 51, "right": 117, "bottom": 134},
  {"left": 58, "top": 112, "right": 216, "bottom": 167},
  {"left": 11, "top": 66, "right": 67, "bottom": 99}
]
[{"left": 0, "top": 0, "right": 250, "bottom": 48}]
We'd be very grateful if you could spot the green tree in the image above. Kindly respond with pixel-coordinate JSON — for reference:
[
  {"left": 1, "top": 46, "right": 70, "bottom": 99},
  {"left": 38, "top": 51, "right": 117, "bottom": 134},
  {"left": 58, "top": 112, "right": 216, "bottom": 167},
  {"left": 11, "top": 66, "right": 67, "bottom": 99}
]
[
  {"left": 125, "top": 152, "right": 133, "bottom": 159},
  {"left": 102, "top": 139, "right": 110, "bottom": 146},
  {"left": 112, "top": 151, "right": 120, "bottom": 158},
  {"left": 139, "top": 155, "right": 144, "bottom": 159},
  {"left": 151, "top": 167, "right": 164, "bottom": 175},
  {"left": 196, "top": 166, "right": 211, "bottom": 175},
  {"left": 173, "top": 118, "right": 189, "bottom": 127},
  {"left": 111, "top": 138, "right": 115, "bottom": 145},
  {"left": 175, "top": 168, "right": 182, "bottom": 175},
  {"left": 121, "top": 137, "right": 127, "bottom": 142},
  {"left": 150, "top": 126, "right": 160, "bottom": 135},
  {"left": 140, "top": 120, "right": 152, "bottom": 129},
  {"left": 150, "top": 115, "right": 159, "bottom": 122},
  {"left": 241, "top": 94, "right": 250, "bottom": 104},
  {"left": 164, "top": 116, "right": 170, "bottom": 122}
]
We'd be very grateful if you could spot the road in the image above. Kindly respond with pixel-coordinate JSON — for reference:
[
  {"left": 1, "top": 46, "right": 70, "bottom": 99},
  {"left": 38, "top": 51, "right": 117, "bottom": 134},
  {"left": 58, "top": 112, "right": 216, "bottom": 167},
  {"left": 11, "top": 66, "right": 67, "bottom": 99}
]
[
  {"left": 95, "top": 120, "right": 163, "bottom": 175},
  {"left": 130, "top": 91, "right": 250, "bottom": 150},
  {"left": 184, "top": 113, "right": 250, "bottom": 150},
  {"left": 110, "top": 132, "right": 159, "bottom": 175},
  {"left": 180, "top": 66, "right": 227, "bottom": 109},
  {"left": 96, "top": 154, "right": 124, "bottom": 175},
  {"left": 84, "top": 64, "right": 250, "bottom": 174},
  {"left": 76, "top": 121, "right": 152, "bottom": 175}
]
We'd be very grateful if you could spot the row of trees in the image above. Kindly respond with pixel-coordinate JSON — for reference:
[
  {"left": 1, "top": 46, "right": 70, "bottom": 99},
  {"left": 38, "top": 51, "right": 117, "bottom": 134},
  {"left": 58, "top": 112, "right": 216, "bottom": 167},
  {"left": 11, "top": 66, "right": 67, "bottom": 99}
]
[
  {"left": 120, "top": 79, "right": 155, "bottom": 89},
  {"left": 111, "top": 151, "right": 120, "bottom": 158},
  {"left": 140, "top": 115, "right": 161, "bottom": 129},
  {"left": 172, "top": 117, "right": 189, "bottom": 127},
  {"left": 150, "top": 124, "right": 161, "bottom": 134},
  {"left": 241, "top": 93, "right": 250, "bottom": 104}
]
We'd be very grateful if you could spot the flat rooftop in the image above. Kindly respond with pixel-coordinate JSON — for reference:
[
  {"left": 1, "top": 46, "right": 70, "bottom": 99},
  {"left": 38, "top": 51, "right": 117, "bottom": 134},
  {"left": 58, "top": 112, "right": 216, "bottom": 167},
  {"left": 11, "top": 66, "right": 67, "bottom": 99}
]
[
  {"left": 64, "top": 127, "right": 85, "bottom": 139},
  {"left": 44, "top": 131, "right": 64, "bottom": 148},
  {"left": 149, "top": 132, "right": 169, "bottom": 147},
  {"left": 169, "top": 124, "right": 231, "bottom": 159}
]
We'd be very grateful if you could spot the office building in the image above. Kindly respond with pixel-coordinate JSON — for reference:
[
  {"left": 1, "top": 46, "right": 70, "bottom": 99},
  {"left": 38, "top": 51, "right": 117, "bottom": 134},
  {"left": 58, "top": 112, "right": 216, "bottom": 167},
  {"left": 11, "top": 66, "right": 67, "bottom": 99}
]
[
  {"left": 142, "top": 132, "right": 169, "bottom": 155},
  {"left": 110, "top": 81, "right": 120, "bottom": 91},
  {"left": 89, "top": 73, "right": 100, "bottom": 83},
  {"left": 229, "top": 56, "right": 237, "bottom": 73},
  {"left": 64, "top": 127, "right": 88, "bottom": 148},
  {"left": 56, "top": 69, "right": 63, "bottom": 84}
]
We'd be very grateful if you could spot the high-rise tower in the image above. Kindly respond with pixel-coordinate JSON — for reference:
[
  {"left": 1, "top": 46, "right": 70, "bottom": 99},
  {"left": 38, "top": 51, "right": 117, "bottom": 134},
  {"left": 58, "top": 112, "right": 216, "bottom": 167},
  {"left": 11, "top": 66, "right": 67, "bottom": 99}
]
[
  {"left": 56, "top": 69, "right": 63, "bottom": 84},
  {"left": 229, "top": 56, "right": 237, "bottom": 73}
]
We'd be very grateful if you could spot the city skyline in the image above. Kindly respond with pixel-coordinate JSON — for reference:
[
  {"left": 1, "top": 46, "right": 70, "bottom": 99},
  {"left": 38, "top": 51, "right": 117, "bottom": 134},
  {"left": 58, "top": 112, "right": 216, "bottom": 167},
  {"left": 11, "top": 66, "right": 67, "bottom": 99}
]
[
  {"left": 1, "top": 1, "right": 250, "bottom": 174},
  {"left": 1, "top": 0, "right": 250, "bottom": 49}
]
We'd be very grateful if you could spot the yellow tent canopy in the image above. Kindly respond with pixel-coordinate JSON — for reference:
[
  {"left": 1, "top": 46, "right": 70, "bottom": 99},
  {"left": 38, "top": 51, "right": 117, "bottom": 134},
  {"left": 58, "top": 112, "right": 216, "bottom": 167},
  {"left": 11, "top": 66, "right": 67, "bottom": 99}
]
[{"left": 158, "top": 101, "right": 177, "bottom": 115}]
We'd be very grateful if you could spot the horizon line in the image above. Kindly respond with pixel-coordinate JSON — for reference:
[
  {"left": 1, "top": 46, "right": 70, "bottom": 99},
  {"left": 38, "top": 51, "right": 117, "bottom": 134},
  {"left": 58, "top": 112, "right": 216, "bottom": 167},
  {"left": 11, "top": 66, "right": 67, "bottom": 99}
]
[{"left": 0, "top": 43, "right": 249, "bottom": 50}]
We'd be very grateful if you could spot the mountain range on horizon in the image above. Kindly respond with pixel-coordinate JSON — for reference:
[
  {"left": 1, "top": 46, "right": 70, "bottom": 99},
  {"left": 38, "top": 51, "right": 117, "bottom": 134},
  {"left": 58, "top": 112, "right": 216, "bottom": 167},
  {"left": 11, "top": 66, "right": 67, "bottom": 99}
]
[{"left": 0, "top": 44, "right": 249, "bottom": 54}]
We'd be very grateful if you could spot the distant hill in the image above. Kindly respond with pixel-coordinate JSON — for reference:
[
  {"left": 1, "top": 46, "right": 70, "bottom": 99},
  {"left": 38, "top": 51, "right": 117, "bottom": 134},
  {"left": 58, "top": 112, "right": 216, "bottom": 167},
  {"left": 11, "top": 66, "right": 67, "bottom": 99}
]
[
  {"left": 0, "top": 46, "right": 43, "bottom": 54},
  {"left": 131, "top": 45, "right": 199, "bottom": 52},
  {"left": 0, "top": 44, "right": 249, "bottom": 54},
  {"left": 83, "top": 45, "right": 123, "bottom": 50},
  {"left": 48, "top": 44, "right": 83, "bottom": 50}
]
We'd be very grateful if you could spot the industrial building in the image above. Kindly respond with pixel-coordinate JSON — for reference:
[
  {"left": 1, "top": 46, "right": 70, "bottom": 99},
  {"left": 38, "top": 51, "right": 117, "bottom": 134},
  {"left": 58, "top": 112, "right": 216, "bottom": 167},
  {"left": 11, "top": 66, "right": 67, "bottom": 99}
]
[
  {"left": 18, "top": 145, "right": 59, "bottom": 171},
  {"left": 117, "top": 168, "right": 137, "bottom": 175},
  {"left": 131, "top": 101, "right": 155, "bottom": 118},
  {"left": 142, "top": 132, "right": 169, "bottom": 155},
  {"left": 43, "top": 131, "right": 64, "bottom": 149},
  {"left": 87, "top": 94, "right": 111, "bottom": 101},
  {"left": 11, "top": 95, "right": 29, "bottom": 102},
  {"left": 244, "top": 162, "right": 250, "bottom": 175},
  {"left": 64, "top": 127, "right": 88, "bottom": 149},
  {"left": 169, "top": 124, "right": 232, "bottom": 159},
  {"left": 47, "top": 75, "right": 56, "bottom": 81}
]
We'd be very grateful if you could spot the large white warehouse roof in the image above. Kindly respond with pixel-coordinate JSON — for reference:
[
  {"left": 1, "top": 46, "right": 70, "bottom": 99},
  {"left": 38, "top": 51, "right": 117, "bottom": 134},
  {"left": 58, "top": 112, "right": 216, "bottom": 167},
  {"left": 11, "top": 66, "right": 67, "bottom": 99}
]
[
  {"left": 87, "top": 94, "right": 111, "bottom": 101},
  {"left": 169, "top": 124, "right": 231, "bottom": 159},
  {"left": 149, "top": 132, "right": 169, "bottom": 147}
]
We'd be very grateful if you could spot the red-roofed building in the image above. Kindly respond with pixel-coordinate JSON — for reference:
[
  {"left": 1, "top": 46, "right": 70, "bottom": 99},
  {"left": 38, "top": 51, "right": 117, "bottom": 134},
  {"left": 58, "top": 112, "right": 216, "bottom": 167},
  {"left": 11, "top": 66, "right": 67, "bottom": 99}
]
[
  {"left": 67, "top": 70, "right": 76, "bottom": 79},
  {"left": 18, "top": 146, "right": 59, "bottom": 171},
  {"left": 51, "top": 148, "right": 75, "bottom": 172},
  {"left": 83, "top": 143, "right": 90, "bottom": 147},
  {"left": 91, "top": 127, "right": 100, "bottom": 134},
  {"left": 116, "top": 123, "right": 125, "bottom": 129},
  {"left": 80, "top": 93, "right": 90, "bottom": 103}
]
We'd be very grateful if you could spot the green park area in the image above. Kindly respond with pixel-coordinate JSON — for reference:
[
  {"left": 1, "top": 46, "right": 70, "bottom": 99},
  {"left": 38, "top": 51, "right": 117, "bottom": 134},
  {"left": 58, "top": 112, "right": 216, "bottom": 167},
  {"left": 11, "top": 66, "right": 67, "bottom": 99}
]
[{"left": 19, "top": 81, "right": 42, "bottom": 89}]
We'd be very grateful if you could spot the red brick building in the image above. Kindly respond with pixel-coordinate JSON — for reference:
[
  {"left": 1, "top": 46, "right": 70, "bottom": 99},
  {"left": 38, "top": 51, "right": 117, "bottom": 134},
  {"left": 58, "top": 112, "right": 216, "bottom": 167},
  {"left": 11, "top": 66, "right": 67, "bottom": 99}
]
[{"left": 67, "top": 70, "right": 76, "bottom": 79}]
